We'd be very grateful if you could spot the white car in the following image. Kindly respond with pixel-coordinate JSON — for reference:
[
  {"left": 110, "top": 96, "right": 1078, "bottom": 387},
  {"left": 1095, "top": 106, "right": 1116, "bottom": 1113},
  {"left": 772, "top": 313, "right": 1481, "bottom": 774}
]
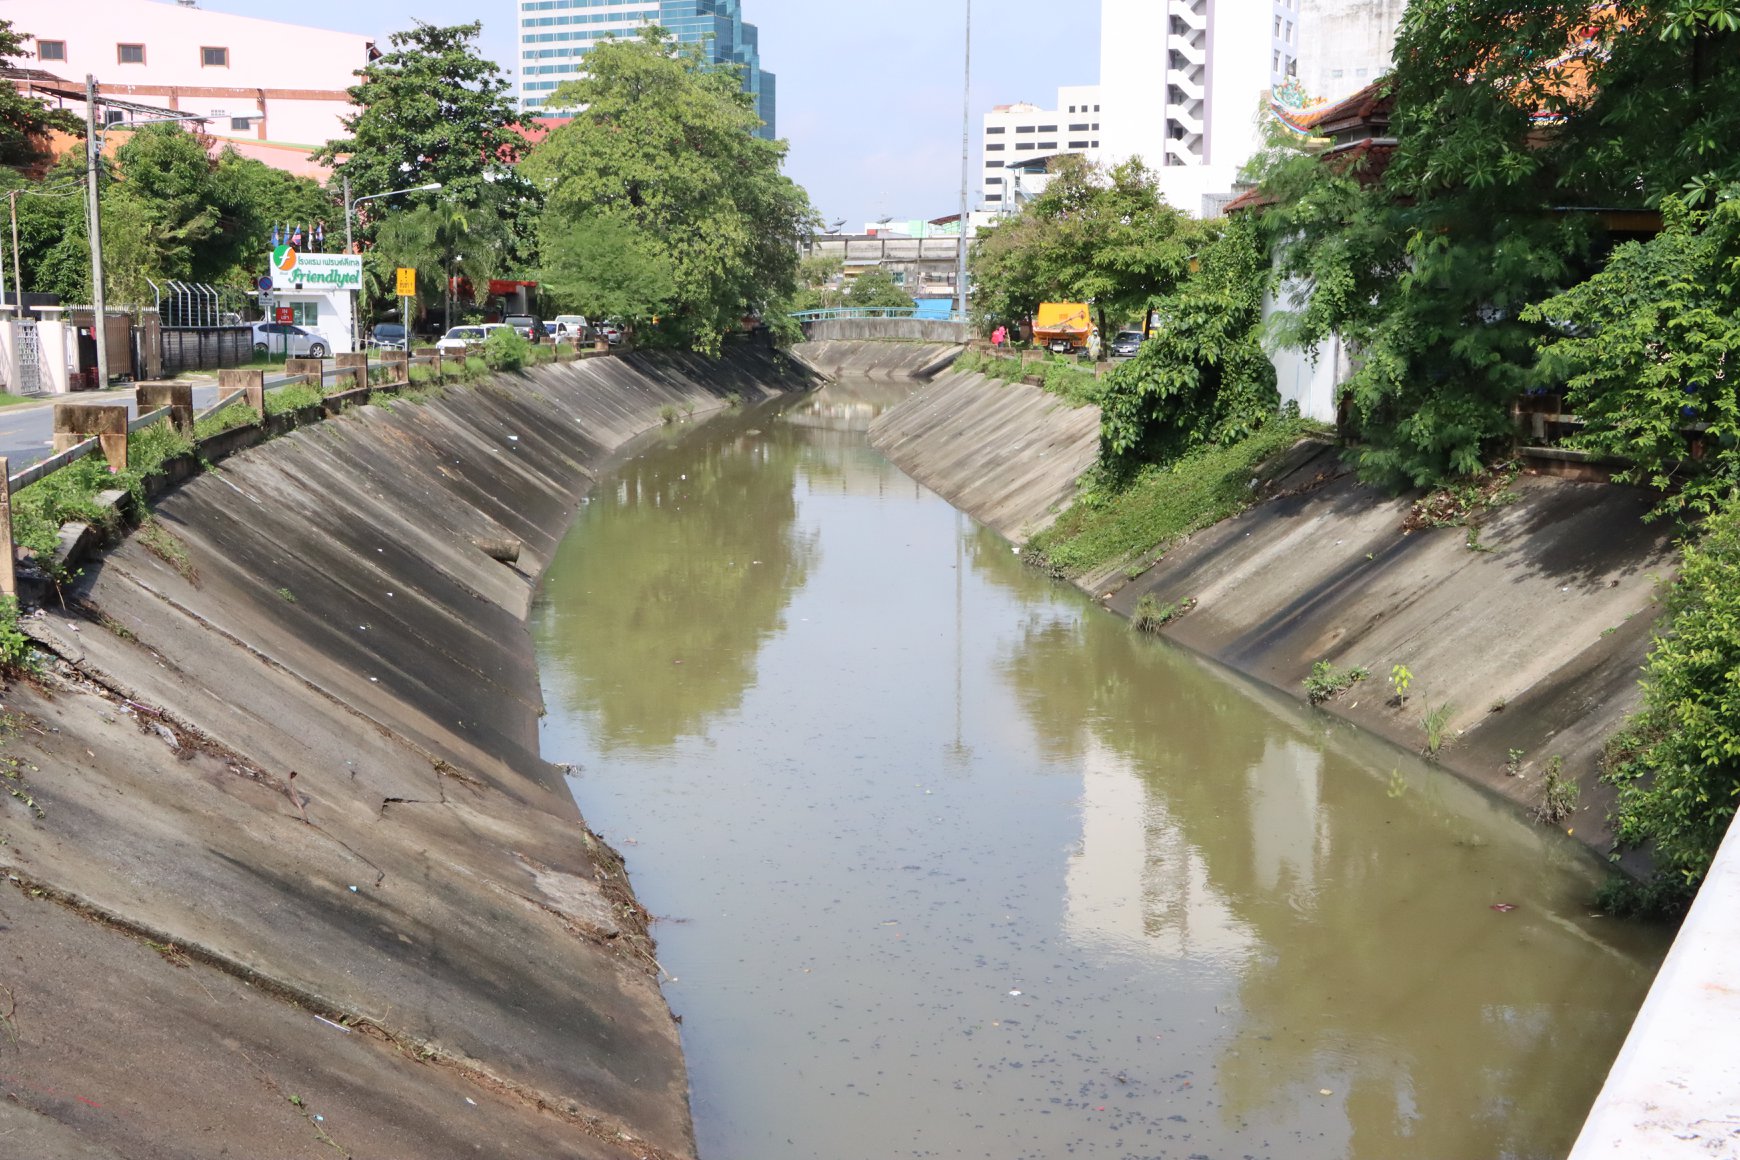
[
  {"left": 551, "top": 314, "right": 589, "bottom": 341},
  {"left": 252, "top": 322, "right": 328, "bottom": 358},
  {"left": 435, "top": 323, "right": 509, "bottom": 354}
]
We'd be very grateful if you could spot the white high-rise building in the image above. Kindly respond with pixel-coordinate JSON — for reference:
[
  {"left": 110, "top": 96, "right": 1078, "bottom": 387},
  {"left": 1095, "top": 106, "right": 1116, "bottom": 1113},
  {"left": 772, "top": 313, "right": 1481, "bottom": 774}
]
[
  {"left": 1098, "top": 0, "right": 1403, "bottom": 216},
  {"left": 980, "top": 85, "right": 1101, "bottom": 213}
]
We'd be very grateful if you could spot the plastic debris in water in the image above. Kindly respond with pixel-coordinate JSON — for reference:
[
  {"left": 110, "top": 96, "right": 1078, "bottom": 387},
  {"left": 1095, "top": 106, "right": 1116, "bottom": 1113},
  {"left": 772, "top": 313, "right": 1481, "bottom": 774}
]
[{"left": 1490, "top": 902, "right": 1517, "bottom": 912}]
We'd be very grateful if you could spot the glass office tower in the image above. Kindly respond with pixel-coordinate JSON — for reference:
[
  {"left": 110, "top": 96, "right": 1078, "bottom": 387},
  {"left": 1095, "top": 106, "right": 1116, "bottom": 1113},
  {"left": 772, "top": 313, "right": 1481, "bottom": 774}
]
[{"left": 518, "top": 0, "right": 777, "bottom": 139}]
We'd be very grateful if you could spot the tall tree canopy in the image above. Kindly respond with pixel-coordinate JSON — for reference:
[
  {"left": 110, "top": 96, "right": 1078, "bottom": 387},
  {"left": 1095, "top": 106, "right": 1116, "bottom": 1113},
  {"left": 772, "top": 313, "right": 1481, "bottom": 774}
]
[
  {"left": 970, "top": 157, "right": 1198, "bottom": 341},
  {"left": 522, "top": 28, "right": 814, "bottom": 353},
  {"left": 316, "top": 22, "right": 534, "bottom": 317},
  {"left": 1257, "top": 0, "right": 1740, "bottom": 487}
]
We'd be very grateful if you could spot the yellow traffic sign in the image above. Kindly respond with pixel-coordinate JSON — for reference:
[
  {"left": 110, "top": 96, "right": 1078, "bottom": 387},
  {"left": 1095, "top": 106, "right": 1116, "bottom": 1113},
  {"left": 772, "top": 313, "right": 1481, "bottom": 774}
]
[{"left": 395, "top": 267, "right": 417, "bottom": 297}]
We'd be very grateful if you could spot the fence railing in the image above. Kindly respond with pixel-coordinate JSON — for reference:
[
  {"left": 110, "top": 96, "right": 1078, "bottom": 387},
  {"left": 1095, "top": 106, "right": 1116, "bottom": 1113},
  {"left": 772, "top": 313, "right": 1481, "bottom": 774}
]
[
  {"left": 790, "top": 307, "right": 969, "bottom": 323},
  {"left": 0, "top": 337, "right": 602, "bottom": 600}
]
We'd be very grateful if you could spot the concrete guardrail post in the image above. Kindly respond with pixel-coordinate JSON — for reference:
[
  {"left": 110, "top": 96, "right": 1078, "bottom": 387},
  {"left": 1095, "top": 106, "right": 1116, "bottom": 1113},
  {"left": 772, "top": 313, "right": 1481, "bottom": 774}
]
[
  {"left": 334, "top": 353, "right": 368, "bottom": 392},
  {"left": 218, "top": 369, "right": 266, "bottom": 417},
  {"left": 285, "top": 359, "right": 325, "bottom": 390},
  {"left": 136, "top": 382, "right": 195, "bottom": 435},
  {"left": 54, "top": 403, "right": 129, "bottom": 472},
  {"left": 382, "top": 350, "right": 410, "bottom": 384}
]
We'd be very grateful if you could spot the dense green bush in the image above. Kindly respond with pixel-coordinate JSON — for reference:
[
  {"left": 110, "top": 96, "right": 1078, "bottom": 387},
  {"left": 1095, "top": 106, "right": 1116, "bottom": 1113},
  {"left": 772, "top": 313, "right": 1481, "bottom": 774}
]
[
  {"left": 1096, "top": 215, "right": 1279, "bottom": 479},
  {"left": 1603, "top": 494, "right": 1740, "bottom": 913},
  {"left": 1528, "top": 195, "right": 1740, "bottom": 521},
  {"left": 483, "top": 325, "right": 532, "bottom": 372}
]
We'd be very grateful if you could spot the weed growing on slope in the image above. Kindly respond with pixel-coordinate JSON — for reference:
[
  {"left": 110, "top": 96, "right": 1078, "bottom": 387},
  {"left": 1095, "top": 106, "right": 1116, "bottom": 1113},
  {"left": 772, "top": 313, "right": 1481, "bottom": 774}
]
[
  {"left": 136, "top": 517, "right": 197, "bottom": 584},
  {"left": 1304, "top": 661, "right": 1370, "bottom": 705},
  {"left": 264, "top": 383, "right": 324, "bottom": 416},
  {"left": 1023, "top": 419, "right": 1323, "bottom": 579},
  {"left": 1421, "top": 700, "right": 1454, "bottom": 757},
  {"left": 1130, "top": 594, "right": 1196, "bottom": 634},
  {"left": 1535, "top": 755, "right": 1580, "bottom": 824}
]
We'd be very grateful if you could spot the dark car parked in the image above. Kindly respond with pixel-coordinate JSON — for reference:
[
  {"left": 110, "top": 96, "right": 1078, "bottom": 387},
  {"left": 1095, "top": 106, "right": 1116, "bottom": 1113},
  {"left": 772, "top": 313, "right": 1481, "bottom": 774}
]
[
  {"left": 503, "top": 315, "right": 548, "bottom": 342},
  {"left": 1111, "top": 330, "right": 1144, "bottom": 358}
]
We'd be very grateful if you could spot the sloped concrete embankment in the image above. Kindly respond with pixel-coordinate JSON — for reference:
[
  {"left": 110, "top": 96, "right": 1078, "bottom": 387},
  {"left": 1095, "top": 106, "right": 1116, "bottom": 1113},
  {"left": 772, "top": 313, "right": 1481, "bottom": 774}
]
[
  {"left": 865, "top": 368, "right": 1101, "bottom": 541},
  {"left": 788, "top": 339, "right": 964, "bottom": 381},
  {"left": 867, "top": 370, "right": 1676, "bottom": 851},
  {"left": 0, "top": 350, "right": 811, "bottom": 1159}
]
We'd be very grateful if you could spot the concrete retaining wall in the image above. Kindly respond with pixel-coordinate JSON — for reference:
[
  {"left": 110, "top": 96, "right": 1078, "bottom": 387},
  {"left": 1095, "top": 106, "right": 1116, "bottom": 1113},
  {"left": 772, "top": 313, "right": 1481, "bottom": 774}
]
[
  {"left": 867, "top": 369, "right": 1102, "bottom": 543},
  {"left": 0, "top": 348, "right": 814, "bottom": 1159},
  {"left": 867, "top": 369, "right": 1675, "bottom": 854},
  {"left": 790, "top": 338, "right": 964, "bottom": 381},
  {"left": 800, "top": 317, "right": 971, "bottom": 344}
]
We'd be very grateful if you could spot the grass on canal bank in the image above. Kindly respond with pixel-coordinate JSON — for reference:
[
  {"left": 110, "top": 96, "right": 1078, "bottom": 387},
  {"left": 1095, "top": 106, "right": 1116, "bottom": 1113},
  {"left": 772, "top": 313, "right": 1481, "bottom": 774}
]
[{"left": 1023, "top": 418, "right": 1330, "bottom": 579}]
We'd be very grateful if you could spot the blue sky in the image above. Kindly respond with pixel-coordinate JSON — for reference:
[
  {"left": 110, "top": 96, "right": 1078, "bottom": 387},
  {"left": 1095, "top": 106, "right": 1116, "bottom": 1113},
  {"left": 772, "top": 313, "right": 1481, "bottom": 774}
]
[{"left": 187, "top": 0, "right": 1102, "bottom": 227}]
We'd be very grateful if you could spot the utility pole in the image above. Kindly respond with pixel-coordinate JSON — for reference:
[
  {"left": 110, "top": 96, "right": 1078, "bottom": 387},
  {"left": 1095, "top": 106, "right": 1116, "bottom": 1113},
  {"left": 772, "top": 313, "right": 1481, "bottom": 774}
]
[
  {"left": 85, "top": 75, "right": 109, "bottom": 391},
  {"left": 9, "top": 191, "right": 24, "bottom": 320},
  {"left": 956, "top": 0, "right": 972, "bottom": 322},
  {"left": 343, "top": 175, "right": 357, "bottom": 352}
]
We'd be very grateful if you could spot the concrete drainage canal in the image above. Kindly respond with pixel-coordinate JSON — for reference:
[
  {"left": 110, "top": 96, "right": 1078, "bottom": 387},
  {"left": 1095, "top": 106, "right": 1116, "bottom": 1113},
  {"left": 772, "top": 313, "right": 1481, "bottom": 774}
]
[{"left": 533, "top": 378, "right": 1671, "bottom": 1160}]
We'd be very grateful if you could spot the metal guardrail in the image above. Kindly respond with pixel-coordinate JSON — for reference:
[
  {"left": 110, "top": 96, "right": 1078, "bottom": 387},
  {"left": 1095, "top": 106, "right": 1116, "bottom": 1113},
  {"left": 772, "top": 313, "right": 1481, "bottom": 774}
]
[{"left": 790, "top": 307, "right": 969, "bottom": 323}]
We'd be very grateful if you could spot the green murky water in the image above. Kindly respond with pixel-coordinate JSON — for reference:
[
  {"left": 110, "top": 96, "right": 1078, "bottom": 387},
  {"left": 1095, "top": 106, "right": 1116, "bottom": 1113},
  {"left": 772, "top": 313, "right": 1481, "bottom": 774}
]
[{"left": 533, "top": 381, "right": 1669, "bottom": 1160}]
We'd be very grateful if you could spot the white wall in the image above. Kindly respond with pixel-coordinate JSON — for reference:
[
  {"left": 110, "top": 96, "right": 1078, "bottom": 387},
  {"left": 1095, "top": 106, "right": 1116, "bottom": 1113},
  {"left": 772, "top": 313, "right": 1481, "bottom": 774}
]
[
  {"left": 1098, "top": 0, "right": 1168, "bottom": 172},
  {"left": 1297, "top": 0, "right": 1405, "bottom": 103},
  {"left": 22, "top": 0, "right": 372, "bottom": 148},
  {"left": 1099, "top": 0, "right": 1400, "bottom": 217}
]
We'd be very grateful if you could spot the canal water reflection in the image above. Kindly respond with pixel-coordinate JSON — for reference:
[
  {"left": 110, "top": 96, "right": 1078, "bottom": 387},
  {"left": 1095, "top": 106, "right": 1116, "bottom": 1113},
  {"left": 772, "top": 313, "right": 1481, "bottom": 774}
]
[{"left": 534, "top": 381, "right": 1670, "bottom": 1160}]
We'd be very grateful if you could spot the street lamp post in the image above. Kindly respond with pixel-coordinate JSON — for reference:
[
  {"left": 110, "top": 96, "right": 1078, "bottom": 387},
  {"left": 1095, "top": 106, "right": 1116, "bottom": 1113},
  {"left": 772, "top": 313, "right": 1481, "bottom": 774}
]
[
  {"left": 342, "top": 179, "right": 442, "bottom": 351},
  {"left": 956, "top": 0, "right": 972, "bottom": 322}
]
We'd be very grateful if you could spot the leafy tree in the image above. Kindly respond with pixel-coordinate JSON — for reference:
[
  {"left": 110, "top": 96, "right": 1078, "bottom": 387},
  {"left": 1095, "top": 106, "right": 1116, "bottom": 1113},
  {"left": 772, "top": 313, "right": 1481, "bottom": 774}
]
[
  {"left": 843, "top": 267, "right": 914, "bottom": 310},
  {"left": 0, "top": 20, "right": 82, "bottom": 171},
  {"left": 83, "top": 125, "right": 334, "bottom": 304},
  {"left": 369, "top": 202, "right": 508, "bottom": 331},
  {"left": 1603, "top": 493, "right": 1740, "bottom": 914},
  {"left": 314, "top": 21, "right": 536, "bottom": 267},
  {"left": 522, "top": 28, "right": 815, "bottom": 353},
  {"left": 1097, "top": 215, "right": 1280, "bottom": 477},
  {"left": 1254, "top": 1, "right": 1740, "bottom": 489},
  {"left": 0, "top": 154, "right": 91, "bottom": 302},
  {"left": 969, "top": 156, "right": 1197, "bottom": 343},
  {"left": 791, "top": 254, "right": 844, "bottom": 312},
  {"left": 1526, "top": 195, "right": 1740, "bottom": 520},
  {"left": 538, "top": 212, "right": 676, "bottom": 327}
]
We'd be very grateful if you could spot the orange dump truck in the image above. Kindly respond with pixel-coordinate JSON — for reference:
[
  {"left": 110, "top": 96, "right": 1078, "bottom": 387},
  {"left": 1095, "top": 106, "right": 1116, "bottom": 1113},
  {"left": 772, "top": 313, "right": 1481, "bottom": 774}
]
[{"left": 1032, "top": 302, "right": 1094, "bottom": 352}]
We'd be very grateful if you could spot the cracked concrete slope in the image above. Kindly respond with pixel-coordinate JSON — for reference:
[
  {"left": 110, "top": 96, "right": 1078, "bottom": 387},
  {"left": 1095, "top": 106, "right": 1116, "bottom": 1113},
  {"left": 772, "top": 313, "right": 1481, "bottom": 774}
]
[{"left": 0, "top": 349, "right": 816, "bottom": 1158}]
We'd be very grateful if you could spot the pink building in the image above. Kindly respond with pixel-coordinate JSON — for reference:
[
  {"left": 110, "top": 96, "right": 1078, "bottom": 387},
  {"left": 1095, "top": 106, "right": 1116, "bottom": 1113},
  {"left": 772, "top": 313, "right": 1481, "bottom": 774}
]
[{"left": 14, "top": 0, "right": 375, "bottom": 153}]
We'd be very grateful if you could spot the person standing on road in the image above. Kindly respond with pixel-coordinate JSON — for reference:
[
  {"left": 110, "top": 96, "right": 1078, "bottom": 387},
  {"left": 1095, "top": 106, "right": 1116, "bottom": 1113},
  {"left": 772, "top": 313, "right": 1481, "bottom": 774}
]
[{"left": 991, "top": 324, "right": 1007, "bottom": 350}]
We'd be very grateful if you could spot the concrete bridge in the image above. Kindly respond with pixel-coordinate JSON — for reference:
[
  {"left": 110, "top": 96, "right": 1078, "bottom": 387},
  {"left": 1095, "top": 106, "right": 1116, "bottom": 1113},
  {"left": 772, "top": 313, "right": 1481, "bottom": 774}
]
[{"left": 796, "top": 314, "right": 972, "bottom": 346}]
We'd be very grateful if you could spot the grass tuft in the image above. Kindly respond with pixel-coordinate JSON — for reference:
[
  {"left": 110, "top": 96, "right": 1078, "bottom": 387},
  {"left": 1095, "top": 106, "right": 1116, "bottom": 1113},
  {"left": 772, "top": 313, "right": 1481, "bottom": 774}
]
[{"left": 1024, "top": 419, "right": 1324, "bottom": 579}]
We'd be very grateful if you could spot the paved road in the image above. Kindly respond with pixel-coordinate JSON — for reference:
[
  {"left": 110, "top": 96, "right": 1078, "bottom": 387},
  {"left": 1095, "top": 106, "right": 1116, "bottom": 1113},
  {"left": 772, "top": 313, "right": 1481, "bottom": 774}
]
[{"left": 0, "top": 365, "right": 314, "bottom": 472}]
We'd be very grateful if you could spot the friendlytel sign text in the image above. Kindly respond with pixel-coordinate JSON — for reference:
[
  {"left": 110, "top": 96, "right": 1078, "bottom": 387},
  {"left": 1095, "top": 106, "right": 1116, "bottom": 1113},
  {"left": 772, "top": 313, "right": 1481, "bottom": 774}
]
[{"left": 269, "top": 247, "right": 364, "bottom": 292}]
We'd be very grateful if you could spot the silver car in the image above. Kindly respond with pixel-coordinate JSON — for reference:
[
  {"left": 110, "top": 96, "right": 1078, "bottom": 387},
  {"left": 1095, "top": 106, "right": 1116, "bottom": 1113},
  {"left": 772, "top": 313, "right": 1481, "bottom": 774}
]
[{"left": 252, "top": 322, "right": 328, "bottom": 358}]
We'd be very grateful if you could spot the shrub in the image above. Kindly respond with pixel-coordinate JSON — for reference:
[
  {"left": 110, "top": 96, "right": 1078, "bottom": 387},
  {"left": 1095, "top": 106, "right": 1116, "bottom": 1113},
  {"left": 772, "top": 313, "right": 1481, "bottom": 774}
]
[
  {"left": 1023, "top": 418, "right": 1322, "bottom": 578},
  {"left": 1131, "top": 594, "right": 1196, "bottom": 634},
  {"left": 1304, "top": 660, "right": 1370, "bottom": 704},
  {"left": 1604, "top": 494, "right": 1740, "bottom": 913},
  {"left": 483, "top": 326, "right": 532, "bottom": 372},
  {"left": 0, "top": 596, "right": 34, "bottom": 673},
  {"left": 264, "top": 383, "right": 324, "bottom": 416}
]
